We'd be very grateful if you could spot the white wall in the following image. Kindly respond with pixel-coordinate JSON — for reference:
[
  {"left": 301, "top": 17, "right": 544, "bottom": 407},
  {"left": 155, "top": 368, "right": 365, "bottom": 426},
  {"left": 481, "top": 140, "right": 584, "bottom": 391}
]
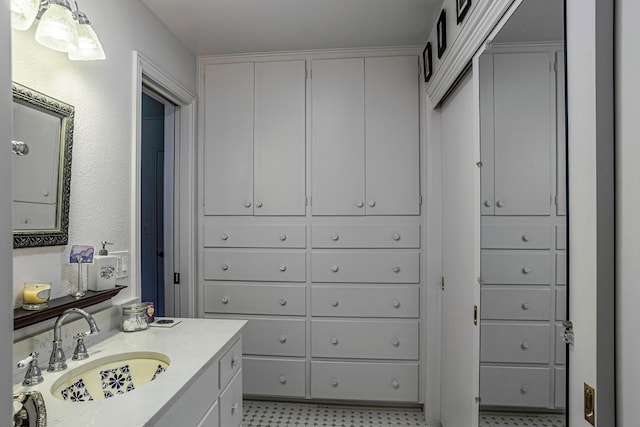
[
  {"left": 616, "top": 0, "right": 640, "bottom": 424},
  {"left": 11, "top": 0, "right": 196, "bottom": 306}
]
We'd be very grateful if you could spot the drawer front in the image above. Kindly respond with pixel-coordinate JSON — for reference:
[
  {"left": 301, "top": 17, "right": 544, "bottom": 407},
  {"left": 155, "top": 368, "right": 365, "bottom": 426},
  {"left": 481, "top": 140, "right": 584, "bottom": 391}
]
[
  {"left": 243, "top": 357, "right": 306, "bottom": 397},
  {"left": 243, "top": 318, "right": 306, "bottom": 357},
  {"left": 312, "top": 285, "right": 419, "bottom": 318},
  {"left": 482, "top": 224, "right": 551, "bottom": 249},
  {"left": 556, "top": 288, "right": 566, "bottom": 320},
  {"left": 556, "top": 253, "right": 566, "bottom": 285},
  {"left": 555, "top": 367, "right": 566, "bottom": 408},
  {"left": 311, "top": 361, "right": 419, "bottom": 402},
  {"left": 480, "top": 366, "right": 551, "bottom": 407},
  {"left": 219, "top": 369, "right": 243, "bottom": 427},
  {"left": 480, "top": 323, "right": 550, "bottom": 363},
  {"left": 312, "top": 252, "right": 419, "bottom": 283},
  {"left": 219, "top": 338, "right": 242, "bottom": 389},
  {"left": 204, "top": 223, "right": 306, "bottom": 248},
  {"left": 555, "top": 323, "right": 566, "bottom": 365},
  {"left": 556, "top": 225, "right": 566, "bottom": 250},
  {"left": 204, "top": 250, "right": 306, "bottom": 282},
  {"left": 311, "top": 224, "right": 420, "bottom": 248},
  {"left": 204, "top": 283, "right": 306, "bottom": 316},
  {"left": 481, "top": 252, "right": 551, "bottom": 285},
  {"left": 311, "top": 320, "right": 419, "bottom": 360},
  {"left": 481, "top": 288, "right": 551, "bottom": 320}
]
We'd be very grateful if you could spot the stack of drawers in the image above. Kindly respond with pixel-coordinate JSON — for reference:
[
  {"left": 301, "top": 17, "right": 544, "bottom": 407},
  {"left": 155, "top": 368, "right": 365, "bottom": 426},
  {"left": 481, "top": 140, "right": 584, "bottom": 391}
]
[
  {"left": 479, "top": 218, "right": 566, "bottom": 408},
  {"left": 202, "top": 222, "right": 308, "bottom": 398},
  {"left": 310, "top": 224, "right": 421, "bottom": 402}
]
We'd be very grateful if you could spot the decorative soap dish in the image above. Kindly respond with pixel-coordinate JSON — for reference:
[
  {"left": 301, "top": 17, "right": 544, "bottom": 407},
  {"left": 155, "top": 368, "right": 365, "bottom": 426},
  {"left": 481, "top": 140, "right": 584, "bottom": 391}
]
[{"left": 148, "top": 318, "right": 182, "bottom": 328}]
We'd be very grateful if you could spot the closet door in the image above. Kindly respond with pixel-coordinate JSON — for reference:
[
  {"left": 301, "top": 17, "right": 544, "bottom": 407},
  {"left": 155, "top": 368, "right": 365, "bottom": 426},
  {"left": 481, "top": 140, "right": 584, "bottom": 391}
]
[
  {"left": 204, "top": 62, "right": 254, "bottom": 215},
  {"left": 493, "top": 52, "right": 552, "bottom": 215},
  {"left": 254, "top": 60, "right": 307, "bottom": 216},
  {"left": 311, "top": 58, "right": 365, "bottom": 216},
  {"left": 365, "top": 56, "right": 420, "bottom": 215}
]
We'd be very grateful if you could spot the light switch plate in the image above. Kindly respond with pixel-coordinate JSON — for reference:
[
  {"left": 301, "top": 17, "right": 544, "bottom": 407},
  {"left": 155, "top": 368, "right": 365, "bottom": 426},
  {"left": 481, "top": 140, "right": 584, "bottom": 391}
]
[{"left": 110, "top": 250, "right": 130, "bottom": 279}]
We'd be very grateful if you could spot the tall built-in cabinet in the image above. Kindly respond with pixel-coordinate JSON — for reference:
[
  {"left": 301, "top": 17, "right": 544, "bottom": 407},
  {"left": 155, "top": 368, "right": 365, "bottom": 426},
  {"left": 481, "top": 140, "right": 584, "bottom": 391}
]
[
  {"left": 199, "top": 51, "right": 423, "bottom": 404},
  {"left": 478, "top": 46, "right": 566, "bottom": 409}
]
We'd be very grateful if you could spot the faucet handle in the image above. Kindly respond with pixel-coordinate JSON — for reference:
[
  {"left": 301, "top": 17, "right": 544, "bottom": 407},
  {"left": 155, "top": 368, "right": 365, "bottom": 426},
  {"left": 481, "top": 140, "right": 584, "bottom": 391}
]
[
  {"left": 73, "top": 328, "right": 100, "bottom": 339},
  {"left": 17, "top": 352, "right": 44, "bottom": 386},
  {"left": 72, "top": 337, "right": 89, "bottom": 361}
]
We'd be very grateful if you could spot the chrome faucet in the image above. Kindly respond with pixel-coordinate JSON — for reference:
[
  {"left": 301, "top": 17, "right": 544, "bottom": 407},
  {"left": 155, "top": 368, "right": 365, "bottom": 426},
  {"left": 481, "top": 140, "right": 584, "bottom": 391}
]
[{"left": 48, "top": 308, "right": 100, "bottom": 372}]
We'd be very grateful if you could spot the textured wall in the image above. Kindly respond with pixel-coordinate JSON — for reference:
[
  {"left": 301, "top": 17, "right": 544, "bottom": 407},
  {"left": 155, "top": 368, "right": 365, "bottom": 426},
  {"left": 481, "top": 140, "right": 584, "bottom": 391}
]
[{"left": 11, "top": 0, "right": 196, "bottom": 306}]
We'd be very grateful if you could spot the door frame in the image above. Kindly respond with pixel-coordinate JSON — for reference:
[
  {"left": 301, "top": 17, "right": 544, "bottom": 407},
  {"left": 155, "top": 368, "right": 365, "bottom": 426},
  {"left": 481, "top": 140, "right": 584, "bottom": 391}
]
[{"left": 133, "top": 52, "right": 197, "bottom": 317}]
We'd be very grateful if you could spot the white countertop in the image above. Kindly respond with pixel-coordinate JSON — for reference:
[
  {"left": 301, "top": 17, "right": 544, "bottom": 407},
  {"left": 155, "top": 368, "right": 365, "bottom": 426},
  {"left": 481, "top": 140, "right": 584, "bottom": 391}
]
[{"left": 13, "top": 318, "right": 247, "bottom": 427}]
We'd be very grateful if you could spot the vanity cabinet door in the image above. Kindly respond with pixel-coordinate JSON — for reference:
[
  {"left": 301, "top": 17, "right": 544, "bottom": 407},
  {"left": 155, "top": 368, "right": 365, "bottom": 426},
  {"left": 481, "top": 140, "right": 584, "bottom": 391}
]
[
  {"left": 196, "top": 401, "right": 219, "bottom": 427},
  {"left": 203, "top": 62, "right": 254, "bottom": 215},
  {"left": 219, "top": 369, "right": 243, "bottom": 427}
]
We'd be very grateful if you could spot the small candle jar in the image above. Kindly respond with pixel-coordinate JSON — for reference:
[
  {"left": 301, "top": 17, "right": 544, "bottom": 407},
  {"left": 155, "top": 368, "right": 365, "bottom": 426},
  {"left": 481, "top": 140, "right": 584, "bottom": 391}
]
[
  {"left": 121, "top": 303, "right": 148, "bottom": 332},
  {"left": 22, "top": 282, "right": 51, "bottom": 311}
]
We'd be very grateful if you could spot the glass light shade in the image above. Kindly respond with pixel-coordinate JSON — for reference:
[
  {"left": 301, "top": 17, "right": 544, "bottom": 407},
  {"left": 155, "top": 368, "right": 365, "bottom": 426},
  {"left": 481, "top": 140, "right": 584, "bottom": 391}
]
[
  {"left": 35, "top": 1, "right": 78, "bottom": 52},
  {"left": 10, "top": 0, "right": 40, "bottom": 31},
  {"left": 68, "top": 22, "right": 105, "bottom": 60}
]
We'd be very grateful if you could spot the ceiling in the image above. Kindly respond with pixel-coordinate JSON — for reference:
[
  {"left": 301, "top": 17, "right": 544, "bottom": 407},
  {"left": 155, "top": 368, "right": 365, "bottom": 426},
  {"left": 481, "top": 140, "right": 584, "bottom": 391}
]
[{"left": 140, "top": 0, "right": 442, "bottom": 56}]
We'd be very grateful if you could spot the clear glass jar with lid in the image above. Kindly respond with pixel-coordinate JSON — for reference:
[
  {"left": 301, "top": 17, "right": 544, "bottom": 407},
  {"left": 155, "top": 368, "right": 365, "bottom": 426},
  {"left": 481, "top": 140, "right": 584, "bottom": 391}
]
[{"left": 121, "top": 303, "right": 148, "bottom": 332}]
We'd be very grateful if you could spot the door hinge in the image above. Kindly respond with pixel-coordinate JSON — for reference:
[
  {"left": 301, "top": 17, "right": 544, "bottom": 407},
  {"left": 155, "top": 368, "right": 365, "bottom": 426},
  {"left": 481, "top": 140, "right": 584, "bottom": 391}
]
[
  {"left": 476, "top": 161, "right": 483, "bottom": 168},
  {"left": 473, "top": 305, "right": 478, "bottom": 326},
  {"left": 419, "top": 195, "right": 423, "bottom": 206},
  {"left": 418, "top": 61, "right": 422, "bottom": 76},
  {"left": 475, "top": 396, "right": 482, "bottom": 404},
  {"left": 305, "top": 196, "right": 308, "bottom": 206},
  {"left": 173, "top": 272, "right": 180, "bottom": 285},
  {"left": 441, "top": 276, "right": 445, "bottom": 291},
  {"left": 305, "top": 68, "right": 309, "bottom": 79},
  {"left": 561, "top": 320, "right": 574, "bottom": 346},
  {"left": 553, "top": 195, "right": 559, "bottom": 205},
  {"left": 477, "top": 276, "right": 484, "bottom": 286}
]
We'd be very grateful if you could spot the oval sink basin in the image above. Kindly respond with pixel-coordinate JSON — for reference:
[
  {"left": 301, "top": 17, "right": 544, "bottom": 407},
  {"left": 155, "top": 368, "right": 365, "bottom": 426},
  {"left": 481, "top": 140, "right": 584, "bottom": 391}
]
[{"left": 50, "top": 351, "right": 170, "bottom": 402}]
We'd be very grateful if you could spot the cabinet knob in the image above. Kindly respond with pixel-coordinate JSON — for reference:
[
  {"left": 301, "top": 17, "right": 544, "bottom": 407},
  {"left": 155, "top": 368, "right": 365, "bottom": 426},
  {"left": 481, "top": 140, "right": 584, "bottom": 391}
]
[
  {"left": 496, "top": 200, "right": 505, "bottom": 208},
  {"left": 331, "top": 234, "right": 339, "bottom": 241},
  {"left": 356, "top": 201, "right": 364, "bottom": 208},
  {"left": 330, "top": 299, "right": 339, "bottom": 307},
  {"left": 391, "top": 380, "right": 400, "bottom": 389},
  {"left": 330, "top": 336, "right": 339, "bottom": 345},
  {"left": 231, "top": 402, "right": 239, "bottom": 413},
  {"left": 393, "top": 233, "right": 401, "bottom": 241},
  {"left": 520, "top": 384, "right": 529, "bottom": 394},
  {"left": 221, "top": 296, "right": 230, "bottom": 304},
  {"left": 392, "top": 337, "right": 400, "bottom": 347},
  {"left": 279, "top": 376, "right": 287, "bottom": 384},
  {"left": 231, "top": 356, "right": 239, "bottom": 368},
  {"left": 244, "top": 201, "right": 252, "bottom": 208},
  {"left": 392, "top": 266, "right": 401, "bottom": 273},
  {"left": 521, "top": 341, "right": 530, "bottom": 350},
  {"left": 279, "top": 335, "right": 287, "bottom": 343},
  {"left": 392, "top": 299, "right": 401, "bottom": 308},
  {"left": 279, "top": 298, "right": 287, "bottom": 306},
  {"left": 221, "top": 233, "right": 229, "bottom": 241},
  {"left": 484, "top": 200, "right": 493, "bottom": 207},
  {"left": 331, "top": 378, "right": 339, "bottom": 387},
  {"left": 521, "top": 302, "right": 531, "bottom": 310},
  {"left": 255, "top": 201, "right": 263, "bottom": 208},
  {"left": 279, "top": 265, "right": 287, "bottom": 272},
  {"left": 221, "top": 264, "right": 229, "bottom": 271},
  {"left": 42, "top": 190, "right": 49, "bottom": 197},
  {"left": 368, "top": 200, "right": 376, "bottom": 207},
  {"left": 522, "top": 267, "right": 532, "bottom": 274},
  {"left": 330, "top": 265, "right": 339, "bottom": 273},
  {"left": 521, "top": 234, "right": 530, "bottom": 242},
  {"left": 280, "top": 234, "right": 287, "bottom": 241}
]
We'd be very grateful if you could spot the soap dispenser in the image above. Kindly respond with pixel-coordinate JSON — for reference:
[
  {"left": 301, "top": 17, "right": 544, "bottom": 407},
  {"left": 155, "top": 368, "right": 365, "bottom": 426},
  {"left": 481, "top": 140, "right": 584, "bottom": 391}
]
[{"left": 88, "top": 241, "right": 117, "bottom": 291}]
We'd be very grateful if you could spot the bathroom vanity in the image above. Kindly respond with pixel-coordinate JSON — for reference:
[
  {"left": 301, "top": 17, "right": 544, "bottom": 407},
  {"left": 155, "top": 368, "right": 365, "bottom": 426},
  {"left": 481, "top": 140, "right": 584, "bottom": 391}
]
[{"left": 13, "top": 318, "right": 246, "bottom": 427}]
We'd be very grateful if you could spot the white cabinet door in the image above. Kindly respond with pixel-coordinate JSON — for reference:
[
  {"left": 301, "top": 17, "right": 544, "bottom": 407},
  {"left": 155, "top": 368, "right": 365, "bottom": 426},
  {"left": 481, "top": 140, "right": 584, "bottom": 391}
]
[
  {"left": 365, "top": 56, "right": 420, "bottom": 215},
  {"left": 311, "top": 58, "right": 365, "bottom": 215},
  {"left": 254, "top": 60, "right": 306, "bottom": 216},
  {"left": 203, "top": 62, "right": 254, "bottom": 215},
  {"left": 492, "top": 52, "right": 552, "bottom": 215}
]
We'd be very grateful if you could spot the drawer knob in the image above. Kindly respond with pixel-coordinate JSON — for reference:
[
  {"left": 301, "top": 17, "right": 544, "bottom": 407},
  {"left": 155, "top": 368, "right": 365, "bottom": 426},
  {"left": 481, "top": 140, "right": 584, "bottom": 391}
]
[
  {"left": 280, "top": 234, "right": 287, "bottom": 241},
  {"left": 520, "top": 384, "right": 528, "bottom": 394},
  {"left": 231, "top": 402, "right": 239, "bottom": 413},
  {"left": 331, "top": 234, "right": 340, "bottom": 241},
  {"left": 484, "top": 200, "right": 493, "bottom": 207},
  {"left": 330, "top": 336, "right": 339, "bottom": 345},
  {"left": 496, "top": 200, "right": 505, "bottom": 208},
  {"left": 279, "top": 298, "right": 287, "bottom": 306},
  {"left": 522, "top": 234, "right": 530, "bottom": 242},
  {"left": 221, "top": 296, "right": 230, "bottom": 304},
  {"left": 231, "top": 356, "right": 239, "bottom": 368},
  {"left": 330, "top": 378, "right": 339, "bottom": 387},
  {"left": 279, "top": 376, "right": 287, "bottom": 384},
  {"left": 392, "top": 337, "right": 400, "bottom": 347},
  {"left": 356, "top": 201, "right": 364, "bottom": 208},
  {"left": 280, "top": 265, "right": 287, "bottom": 272},
  {"left": 521, "top": 341, "right": 530, "bottom": 350},
  {"left": 391, "top": 380, "right": 400, "bottom": 389},
  {"left": 255, "top": 201, "right": 263, "bottom": 208},
  {"left": 244, "top": 201, "right": 252, "bottom": 208},
  {"left": 279, "top": 335, "right": 287, "bottom": 343},
  {"left": 331, "top": 265, "right": 339, "bottom": 273},
  {"left": 521, "top": 302, "right": 531, "bottom": 310},
  {"left": 368, "top": 200, "right": 376, "bottom": 207},
  {"left": 392, "top": 299, "right": 401, "bottom": 308},
  {"left": 392, "top": 266, "right": 401, "bottom": 273},
  {"left": 221, "top": 233, "right": 229, "bottom": 241},
  {"left": 522, "top": 267, "right": 532, "bottom": 274},
  {"left": 221, "top": 264, "right": 229, "bottom": 271},
  {"left": 330, "top": 299, "right": 339, "bottom": 307},
  {"left": 393, "top": 233, "right": 401, "bottom": 241}
]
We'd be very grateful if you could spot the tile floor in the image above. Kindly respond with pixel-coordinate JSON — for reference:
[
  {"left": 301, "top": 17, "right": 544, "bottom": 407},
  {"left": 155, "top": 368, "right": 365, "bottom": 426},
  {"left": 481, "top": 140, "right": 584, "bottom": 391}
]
[{"left": 242, "top": 400, "right": 566, "bottom": 427}]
